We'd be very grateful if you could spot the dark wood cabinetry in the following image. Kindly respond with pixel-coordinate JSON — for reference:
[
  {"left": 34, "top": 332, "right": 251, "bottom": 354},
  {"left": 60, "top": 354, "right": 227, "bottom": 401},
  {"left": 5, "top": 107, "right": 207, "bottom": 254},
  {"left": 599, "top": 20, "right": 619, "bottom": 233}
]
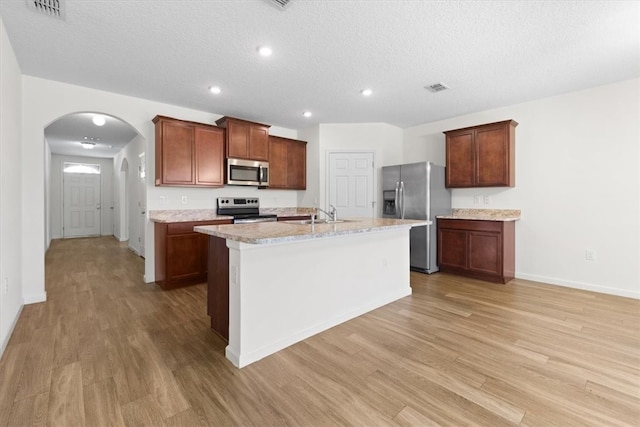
[
  {"left": 444, "top": 120, "right": 518, "bottom": 188},
  {"left": 215, "top": 116, "right": 270, "bottom": 161},
  {"left": 154, "top": 219, "right": 232, "bottom": 290},
  {"left": 207, "top": 236, "right": 229, "bottom": 340},
  {"left": 268, "top": 136, "right": 307, "bottom": 190},
  {"left": 437, "top": 218, "right": 515, "bottom": 284},
  {"left": 153, "top": 115, "right": 225, "bottom": 187}
]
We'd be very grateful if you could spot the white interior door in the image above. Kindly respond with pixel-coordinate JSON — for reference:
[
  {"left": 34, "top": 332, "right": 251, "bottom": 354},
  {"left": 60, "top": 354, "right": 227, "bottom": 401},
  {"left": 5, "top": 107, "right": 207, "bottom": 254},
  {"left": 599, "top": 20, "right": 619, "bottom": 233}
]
[
  {"left": 328, "top": 152, "right": 375, "bottom": 218},
  {"left": 63, "top": 172, "right": 101, "bottom": 238}
]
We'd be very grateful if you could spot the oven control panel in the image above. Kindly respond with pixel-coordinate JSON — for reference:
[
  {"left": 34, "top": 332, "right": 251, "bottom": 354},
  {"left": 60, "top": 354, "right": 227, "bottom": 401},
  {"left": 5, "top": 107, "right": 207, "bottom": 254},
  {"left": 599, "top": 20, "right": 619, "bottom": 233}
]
[{"left": 217, "top": 197, "right": 260, "bottom": 208}]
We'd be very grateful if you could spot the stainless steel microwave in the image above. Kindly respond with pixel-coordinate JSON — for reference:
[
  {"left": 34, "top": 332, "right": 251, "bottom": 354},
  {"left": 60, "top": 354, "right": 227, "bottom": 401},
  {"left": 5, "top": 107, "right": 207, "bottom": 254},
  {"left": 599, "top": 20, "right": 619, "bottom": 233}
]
[{"left": 226, "top": 158, "right": 269, "bottom": 186}]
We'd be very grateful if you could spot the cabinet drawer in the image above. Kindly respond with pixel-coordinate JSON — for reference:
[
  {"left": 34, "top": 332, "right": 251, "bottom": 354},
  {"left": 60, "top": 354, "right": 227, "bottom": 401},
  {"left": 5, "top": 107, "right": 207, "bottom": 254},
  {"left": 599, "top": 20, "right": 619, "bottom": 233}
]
[{"left": 438, "top": 219, "right": 503, "bottom": 233}]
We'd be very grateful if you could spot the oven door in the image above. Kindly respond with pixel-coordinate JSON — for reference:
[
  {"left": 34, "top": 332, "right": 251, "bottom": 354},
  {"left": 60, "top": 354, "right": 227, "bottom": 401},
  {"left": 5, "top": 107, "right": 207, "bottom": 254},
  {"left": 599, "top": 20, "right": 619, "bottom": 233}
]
[{"left": 227, "top": 158, "right": 269, "bottom": 186}]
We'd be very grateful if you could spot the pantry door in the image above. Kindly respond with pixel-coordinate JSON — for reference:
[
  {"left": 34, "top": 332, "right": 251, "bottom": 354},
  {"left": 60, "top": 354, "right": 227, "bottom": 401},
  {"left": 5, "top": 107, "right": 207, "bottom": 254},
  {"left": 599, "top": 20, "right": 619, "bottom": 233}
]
[
  {"left": 327, "top": 151, "right": 375, "bottom": 218},
  {"left": 63, "top": 171, "right": 101, "bottom": 237}
]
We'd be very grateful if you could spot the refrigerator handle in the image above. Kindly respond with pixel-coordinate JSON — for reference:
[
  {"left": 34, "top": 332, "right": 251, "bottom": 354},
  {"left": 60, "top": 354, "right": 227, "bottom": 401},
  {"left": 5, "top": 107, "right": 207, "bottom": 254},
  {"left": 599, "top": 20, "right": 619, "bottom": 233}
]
[
  {"left": 394, "top": 182, "right": 400, "bottom": 219},
  {"left": 400, "top": 181, "right": 405, "bottom": 219}
]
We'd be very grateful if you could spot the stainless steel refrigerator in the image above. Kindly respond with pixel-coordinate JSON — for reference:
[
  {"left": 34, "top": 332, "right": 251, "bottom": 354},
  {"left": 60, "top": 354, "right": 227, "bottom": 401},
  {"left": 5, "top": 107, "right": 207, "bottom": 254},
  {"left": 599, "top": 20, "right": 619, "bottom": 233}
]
[{"left": 382, "top": 162, "right": 451, "bottom": 273}]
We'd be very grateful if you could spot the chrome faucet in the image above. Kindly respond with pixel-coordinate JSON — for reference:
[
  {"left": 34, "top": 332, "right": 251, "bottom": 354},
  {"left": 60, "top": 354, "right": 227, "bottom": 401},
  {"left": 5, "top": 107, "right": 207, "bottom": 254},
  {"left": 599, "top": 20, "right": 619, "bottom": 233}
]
[{"left": 316, "top": 204, "right": 338, "bottom": 221}]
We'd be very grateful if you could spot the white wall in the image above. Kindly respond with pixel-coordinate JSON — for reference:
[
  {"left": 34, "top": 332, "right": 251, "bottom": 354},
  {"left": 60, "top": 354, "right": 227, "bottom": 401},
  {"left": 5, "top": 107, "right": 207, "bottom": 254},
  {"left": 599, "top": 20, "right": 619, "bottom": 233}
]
[
  {"left": 308, "top": 123, "right": 403, "bottom": 214},
  {"left": 49, "top": 155, "right": 115, "bottom": 239},
  {"left": 298, "top": 125, "right": 320, "bottom": 208},
  {"left": 45, "top": 141, "right": 52, "bottom": 249},
  {"left": 403, "top": 78, "right": 640, "bottom": 298},
  {"left": 0, "top": 19, "right": 24, "bottom": 357}
]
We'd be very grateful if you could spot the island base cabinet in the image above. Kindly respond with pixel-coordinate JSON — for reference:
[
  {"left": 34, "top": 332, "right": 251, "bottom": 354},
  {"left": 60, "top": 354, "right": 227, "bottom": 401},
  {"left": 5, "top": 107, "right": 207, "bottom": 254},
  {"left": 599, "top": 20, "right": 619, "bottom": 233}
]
[
  {"left": 207, "top": 236, "right": 230, "bottom": 341},
  {"left": 437, "top": 219, "right": 515, "bottom": 284},
  {"left": 154, "top": 220, "right": 232, "bottom": 290},
  {"left": 222, "top": 229, "right": 413, "bottom": 368}
]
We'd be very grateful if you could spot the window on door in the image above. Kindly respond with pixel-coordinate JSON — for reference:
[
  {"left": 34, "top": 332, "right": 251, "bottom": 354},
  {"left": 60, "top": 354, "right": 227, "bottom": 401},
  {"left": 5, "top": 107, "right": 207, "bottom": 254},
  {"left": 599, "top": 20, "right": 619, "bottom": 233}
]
[{"left": 63, "top": 163, "right": 101, "bottom": 174}]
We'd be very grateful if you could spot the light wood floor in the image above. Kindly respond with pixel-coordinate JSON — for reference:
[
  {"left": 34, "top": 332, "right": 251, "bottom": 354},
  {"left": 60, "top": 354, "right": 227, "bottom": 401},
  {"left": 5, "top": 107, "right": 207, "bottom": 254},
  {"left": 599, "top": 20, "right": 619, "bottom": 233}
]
[{"left": 0, "top": 236, "right": 638, "bottom": 426}]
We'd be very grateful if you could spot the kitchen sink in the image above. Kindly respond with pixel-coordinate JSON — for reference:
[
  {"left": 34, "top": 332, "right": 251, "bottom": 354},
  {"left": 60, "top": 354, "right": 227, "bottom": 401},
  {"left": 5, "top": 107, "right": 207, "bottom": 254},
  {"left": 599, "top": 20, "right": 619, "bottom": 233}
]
[{"left": 284, "top": 219, "right": 357, "bottom": 225}]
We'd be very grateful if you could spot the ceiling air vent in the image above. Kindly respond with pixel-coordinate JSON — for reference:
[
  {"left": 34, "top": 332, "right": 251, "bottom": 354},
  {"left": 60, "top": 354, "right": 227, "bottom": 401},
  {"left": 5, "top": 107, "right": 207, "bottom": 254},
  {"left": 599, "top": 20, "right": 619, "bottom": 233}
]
[
  {"left": 425, "top": 83, "right": 450, "bottom": 93},
  {"left": 26, "top": 0, "right": 65, "bottom": 20},
  {"left": 268, "top": 0, "right": 292, "bottom": 9}
]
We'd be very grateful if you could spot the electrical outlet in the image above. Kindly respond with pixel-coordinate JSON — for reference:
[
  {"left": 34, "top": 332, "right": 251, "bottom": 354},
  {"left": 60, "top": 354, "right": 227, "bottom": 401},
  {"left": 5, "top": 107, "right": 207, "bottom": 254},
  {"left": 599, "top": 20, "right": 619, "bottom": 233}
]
[
  {"left": 585, "top": 250, "right": 597, "bottom": 261},
  {"left": 160, "top": 196, "right": 168, "bottom": 205},
  {"left": 473, "top": 195, "right": 480, "bottom": 205},
  {"left": 181, "top": 196, "right": 188, "bottom": 204},
  {"left": 483, "top": 195, "right": 490, "bottom": 205}
]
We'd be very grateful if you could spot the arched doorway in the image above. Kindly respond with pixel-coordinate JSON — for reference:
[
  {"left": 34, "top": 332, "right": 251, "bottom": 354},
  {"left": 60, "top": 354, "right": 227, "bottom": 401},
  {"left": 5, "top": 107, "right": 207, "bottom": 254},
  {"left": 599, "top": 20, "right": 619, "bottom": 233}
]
[{"left": 44, "top": 112, "right": 141, "bottom": 245}]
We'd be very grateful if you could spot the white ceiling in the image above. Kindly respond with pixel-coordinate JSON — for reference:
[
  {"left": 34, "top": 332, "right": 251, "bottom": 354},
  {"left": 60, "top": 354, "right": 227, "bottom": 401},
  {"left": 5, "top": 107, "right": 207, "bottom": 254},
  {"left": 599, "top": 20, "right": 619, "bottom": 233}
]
[{"left": 1, "top": 0, "right": 639, "bottom": 157}]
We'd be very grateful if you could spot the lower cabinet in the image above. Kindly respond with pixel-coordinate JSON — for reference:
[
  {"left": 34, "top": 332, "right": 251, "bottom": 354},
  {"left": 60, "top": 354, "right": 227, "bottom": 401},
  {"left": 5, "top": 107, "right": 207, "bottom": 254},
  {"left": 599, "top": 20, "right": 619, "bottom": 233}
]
[
  {"left": 437, "top": 219, "right": 515, "bottom": 284},
  {"left": 154, "top": 220, "right": 232, "bottom": 290},
  {"left": 207, "top": 236, "right": 230, "bottom": 341}
]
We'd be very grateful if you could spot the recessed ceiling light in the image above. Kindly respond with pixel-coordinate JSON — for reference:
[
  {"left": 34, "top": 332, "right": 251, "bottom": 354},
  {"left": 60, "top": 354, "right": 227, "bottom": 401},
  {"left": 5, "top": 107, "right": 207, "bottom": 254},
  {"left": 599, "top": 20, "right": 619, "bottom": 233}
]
[
  {"left": 92, "top": 115, "right": 105, "bottom": 126},
  {"left": 361, "top": 89, "right": 372, "bottom": 96},
  {"left": 258, "top": 46, "right": 273, "bottom": 57},
  {"left": 209, "top": 86, "right": 222, "bottom": 94},
  {"left": 303, "top": 111, "right": 312, "bottom": 118},
  {"left": 80, "top": 142, "right": 96, "bottom": 149},
  {"left": 425, "top": 82, "right": 450, "bottom": 93}
]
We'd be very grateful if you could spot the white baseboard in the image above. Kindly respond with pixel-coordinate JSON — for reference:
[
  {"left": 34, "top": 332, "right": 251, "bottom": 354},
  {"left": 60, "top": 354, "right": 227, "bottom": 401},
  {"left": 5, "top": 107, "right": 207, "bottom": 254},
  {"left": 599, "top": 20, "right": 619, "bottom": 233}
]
[
  {"left": 516, "top": 273, "right": 639, "bottom": 299},
  {"left": 23, "top": 292, "right": 47, "bottom": 304},
  {"left": 0, "top": 303, "right": 24, "bottom": 361}
]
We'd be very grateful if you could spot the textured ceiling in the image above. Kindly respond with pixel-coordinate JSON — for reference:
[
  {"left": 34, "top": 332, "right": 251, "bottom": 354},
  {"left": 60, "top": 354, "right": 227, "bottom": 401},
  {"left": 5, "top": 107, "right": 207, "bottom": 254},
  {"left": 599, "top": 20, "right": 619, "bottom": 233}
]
[{"left": 1, "top": 0, "right": 639, "bottom": 157}]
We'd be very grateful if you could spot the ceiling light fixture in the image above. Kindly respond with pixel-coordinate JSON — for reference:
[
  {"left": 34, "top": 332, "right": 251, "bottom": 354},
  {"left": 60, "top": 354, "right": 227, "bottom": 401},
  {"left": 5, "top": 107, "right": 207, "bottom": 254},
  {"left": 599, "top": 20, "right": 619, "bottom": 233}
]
[
  {"left": 209, "top": 86, "right": 222, "bottom": 94},
  {"left": 258, "top": 46, "right": 273, "bottom": 57},
  {"left": 425, "top": 82, "right": 450, "bottom": 93},
  {"left": 92, "top": 115, "right": 106, "bottom": 126},
  {"left": 361, "top": 89, "right": 373, "bottom": 96},
  {"left": 303, "top": 111, "right": 312, "bottom": 118},
  {"left": 81, "top": 142, "right": 96, "bottom": 149}
]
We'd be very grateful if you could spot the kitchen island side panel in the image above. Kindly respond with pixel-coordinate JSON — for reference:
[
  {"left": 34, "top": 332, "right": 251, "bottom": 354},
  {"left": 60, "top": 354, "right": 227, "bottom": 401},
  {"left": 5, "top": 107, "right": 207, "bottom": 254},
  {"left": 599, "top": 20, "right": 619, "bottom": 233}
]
[{"left": 224, "top": 228, "right": 412, "bottom": 368}]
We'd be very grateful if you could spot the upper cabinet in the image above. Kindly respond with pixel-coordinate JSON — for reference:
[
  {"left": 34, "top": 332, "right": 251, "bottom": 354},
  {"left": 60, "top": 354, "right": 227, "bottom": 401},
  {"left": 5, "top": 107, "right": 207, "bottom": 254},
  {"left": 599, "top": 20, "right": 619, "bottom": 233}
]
[
  {"left": 153, "top": 115, "right": 225, "bottom": 187},
  {"left": 215, "top": 116, "right": 270, "bottom": 161},
  {"left": 444, "top": 120, "right": 518, "bottom": 188},
  {"left": 268, "top": 136, "right": 307, "bottom": 190}
]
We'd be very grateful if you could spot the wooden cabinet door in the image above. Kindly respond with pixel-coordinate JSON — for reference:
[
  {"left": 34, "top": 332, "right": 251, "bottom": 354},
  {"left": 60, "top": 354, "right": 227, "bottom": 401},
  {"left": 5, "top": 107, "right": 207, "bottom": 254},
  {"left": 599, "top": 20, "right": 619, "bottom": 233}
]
[
  {"left": 166, "top": 233, "right": 205, "bottom": 284},
  {"left": 445, "top": 120, "right": 517, "bottom": 188},
  {"left": 468, "top": 231, "right": 502, "bottom": 275},
  {"left": 160, "top": 120, "right": 195, "bottom": 185},
  {"left": 207, "top": 236, "right": 230, "bottom": 340},
  {"left": 287, "top": 140, "right": 306, "bottom": 189},
  {"left": 226, "top": 120, "right": 250, "bottom": 159},
  {"left": 445, "top": 130, "right": 475, "bottom": 188},
  {"left": 249, "top": 125, "right": 270, "bottom": 161},
  {"left": 194, "top": 126, "right": 225, "bottom": 187},
  {"left": 269, "top": 137, "right": 288, "bottom": 188},
  {"left": 438, "top": 228, "right": 467, "bottom": 270},
  {"left": 476, "top": 125, "right": 509, "bottom": 187}
]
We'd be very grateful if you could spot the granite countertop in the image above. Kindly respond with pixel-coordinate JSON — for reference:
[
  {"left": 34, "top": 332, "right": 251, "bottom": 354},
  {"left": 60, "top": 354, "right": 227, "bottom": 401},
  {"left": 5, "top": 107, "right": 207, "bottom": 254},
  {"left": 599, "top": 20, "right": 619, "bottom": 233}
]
[
  {"left": 194, "top": 218, "right": 430, "bottom": 245},
  {"left": 259, "top": 207, "right": 316, "bottom": 217},
  {"left": 149, "top": 207, "right": 316, "bottom": 223},
  {"left": 148, "top": 209, "right": 233, "bottom": 223},
  {"left": 436, "top": 208, "right": 521, "bottom": 221}
]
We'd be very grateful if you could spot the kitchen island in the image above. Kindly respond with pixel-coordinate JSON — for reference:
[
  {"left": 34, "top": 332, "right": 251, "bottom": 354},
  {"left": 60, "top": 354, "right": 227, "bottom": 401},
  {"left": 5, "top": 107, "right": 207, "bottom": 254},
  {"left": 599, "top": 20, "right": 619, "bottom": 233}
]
[{"left": 195, "top": 218, "right": 428, "bottom": 368}]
